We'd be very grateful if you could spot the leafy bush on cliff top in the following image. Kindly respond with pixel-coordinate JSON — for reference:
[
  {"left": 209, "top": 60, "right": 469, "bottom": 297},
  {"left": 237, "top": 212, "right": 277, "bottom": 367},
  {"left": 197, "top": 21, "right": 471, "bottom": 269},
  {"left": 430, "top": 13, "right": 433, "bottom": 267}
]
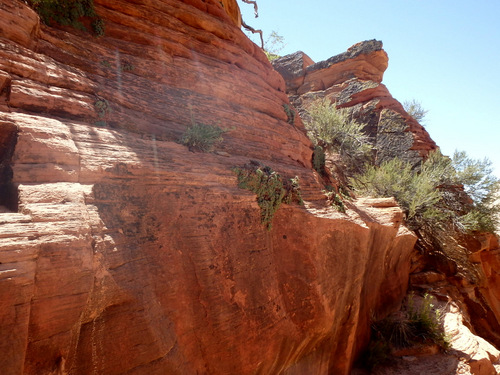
[
  {"left": 403, "top": 99, "right": 428, "bottom": 126},
  {"left": 451, "top": 150, "right": 499, "bottom": 232}
]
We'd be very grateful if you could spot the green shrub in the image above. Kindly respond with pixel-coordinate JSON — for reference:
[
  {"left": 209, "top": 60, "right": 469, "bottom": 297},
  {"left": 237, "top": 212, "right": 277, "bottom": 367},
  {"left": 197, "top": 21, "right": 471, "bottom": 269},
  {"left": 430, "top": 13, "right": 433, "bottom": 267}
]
[
  {"left": 458, "top": 205, "right": 499, "bottom": 233},
  {"left": 451, "top": 151, "right": 499, "bottom": 232},
  {"left": 365, "top": 293, "right": 449, "bottom": 370},
  {"left": 351, "top": 149, "right": 499, "bottom": 232},
  {"left": 233, "top": 165, "right": 302, "bottom": 230},
  {"left": 323, "top": 188, "right": 345, "bottom": 213},
  {"left": 403, "top": 99, "right": 428, "bottom": 125},
  {"left": 121, "top": 61, "right": 134, "bottom": 72},
  {"left": 27, "top": 0, "right": 104, "bottom": 36},
  {"left": 373, "top": 293, "right": 449, "bottom": 349},
  {"left": 407, "top": 293, "right": 450, "bottom": 349},
  {"left": 94, "top": 98, "right": 110, "bottom": 118},
  {"left": 100, "top": 60, "right": 112, "bottom": 69},
  {"left": 179, "top": 123, "right": 226, "bottom": 152},
  {"left": 283, "top": 104, "right": 295, "bottom": 125},
  {"left": 312, "top": 146, "right": 326, "bottom": 175},
  {"left": 93, "top": 98, "right": 111, "bottom": 126},
  {"left": 424, "top": 150, "right": 499, "bottom": 232},
  {"left": 350, "top": 157, "right": 444, "bottom": 227},
  {"left": 91, "top": 17, "right": 105, "bottom": 37},
  {"left": 305, "top": 98, "right": 372, "bottom": 173}
]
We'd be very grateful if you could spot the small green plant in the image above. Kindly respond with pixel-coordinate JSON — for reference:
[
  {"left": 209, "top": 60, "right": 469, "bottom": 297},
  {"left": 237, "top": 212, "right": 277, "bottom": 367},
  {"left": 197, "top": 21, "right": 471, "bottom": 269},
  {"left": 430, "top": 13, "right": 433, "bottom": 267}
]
[
  {"left": 233, "top": 164, "right": 302, "bottom": 230},
  {"left": 305, "top": 98, "right": 373, "bottom": 174},
  {"left": 27, "top": 0, "right": 104, "bottom": 36},
  {"left": 312, "top": 146, "right": 326, "bottom": 175},
  {"left": 178, "top": 123, "right": 227, "bottom": 152},
  {"left": 92, "top": 18, "right": 105, "bottom": 37},
  {"left": 403, "top": 99, "right": 428, "bottom": 125},
  {"left": 94, "top": 98, "right": 111, "bottom": 127},
  {"left": 282, "top": 104, "right": 295, "bottom": 125},
  {"left": 364, "top": 293, "right": 449, "bottom": 370},
  {"left": 323, "top": 188, "right": 345, "bottom": 213},
  {"left": 121, "top": 62, "right": 134, "bottom": 72},
  {"left": 100, "top": 60, "right": 134, "bottom": 72},
  {"left": 100, "top": 60, "right": 112, "bottom": 69},
  {"left": 407, "top": 293, "right": 450, "bottom": 349},
  {"left": 94, "top": 98, "right": 110, "bottom": 118}
]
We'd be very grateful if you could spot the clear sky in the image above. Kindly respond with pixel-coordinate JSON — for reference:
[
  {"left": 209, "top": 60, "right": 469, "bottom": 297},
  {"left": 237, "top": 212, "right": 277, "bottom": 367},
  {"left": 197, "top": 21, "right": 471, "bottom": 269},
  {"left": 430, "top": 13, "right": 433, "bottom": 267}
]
[{"left": 240, "top": 0, "right": 500, "bottom": 178}]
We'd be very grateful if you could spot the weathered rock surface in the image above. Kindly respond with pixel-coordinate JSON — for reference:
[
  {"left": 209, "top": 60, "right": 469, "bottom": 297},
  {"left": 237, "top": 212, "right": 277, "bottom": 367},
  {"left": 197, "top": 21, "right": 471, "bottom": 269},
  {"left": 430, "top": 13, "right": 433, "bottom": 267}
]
[
  {"left": 272, "top": 41, "right": 438, "bottom": 164},
  {"left": 358, "top": 298, "right": 500, "bottom": 375},
  {"left": 0, "top": 1, "right": 419, "bottom": 374},
  {"left": 274, "top": 39, "right": 500, "bottom": 374}
]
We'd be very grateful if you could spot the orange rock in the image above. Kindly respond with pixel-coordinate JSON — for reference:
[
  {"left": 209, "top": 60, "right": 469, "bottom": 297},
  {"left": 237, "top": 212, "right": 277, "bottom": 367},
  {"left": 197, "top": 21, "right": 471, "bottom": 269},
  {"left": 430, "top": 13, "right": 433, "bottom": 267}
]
[
  {"left": 273, "top": 40, "right": 438, "bottom": 161},
  {"left": 0, "top": 1, "right": 427, "bottom": 375},
  {"left": 0, "top": 0, "right": 39, "bottom": 49}
]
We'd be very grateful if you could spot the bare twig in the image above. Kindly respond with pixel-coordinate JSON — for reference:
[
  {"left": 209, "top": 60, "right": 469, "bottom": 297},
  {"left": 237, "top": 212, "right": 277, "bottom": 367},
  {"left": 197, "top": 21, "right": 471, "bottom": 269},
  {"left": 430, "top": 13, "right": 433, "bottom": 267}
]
[
  {"left": 241, "top": 20, "right": 264, "bottom": 49},
  {"left": 241, "top": 0, "right": 259, "bottom": 18}
]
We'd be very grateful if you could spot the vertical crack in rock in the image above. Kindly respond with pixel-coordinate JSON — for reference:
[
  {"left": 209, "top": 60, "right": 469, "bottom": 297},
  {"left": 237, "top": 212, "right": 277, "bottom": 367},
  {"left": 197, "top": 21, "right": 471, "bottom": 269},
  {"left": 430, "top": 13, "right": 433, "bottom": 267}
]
[{"left": 0, "top": 121, "right": 19, "bottom": 212}]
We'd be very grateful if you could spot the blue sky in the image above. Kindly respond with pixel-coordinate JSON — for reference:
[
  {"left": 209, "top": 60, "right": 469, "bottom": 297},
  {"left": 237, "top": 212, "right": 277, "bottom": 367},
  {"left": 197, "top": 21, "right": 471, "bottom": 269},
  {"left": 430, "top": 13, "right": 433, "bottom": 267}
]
[{"left": 240, "top": 0, "right": 500, "bottom": 178}]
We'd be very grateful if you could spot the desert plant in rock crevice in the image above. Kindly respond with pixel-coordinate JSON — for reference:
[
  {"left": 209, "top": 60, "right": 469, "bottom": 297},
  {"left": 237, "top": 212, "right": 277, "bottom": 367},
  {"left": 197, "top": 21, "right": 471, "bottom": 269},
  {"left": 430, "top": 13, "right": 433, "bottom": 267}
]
[
  {"left": 363, "top": 292, "right": 449, "bottom": 370},
  {"left": 322, "top": 185, "right": 346, "bottom": 213},
  {"left": 282, "top": 104, "right": 295, "bottom": 125},
  {"left": 178, "top": 123, "right": 227, "bottom": 152},
  {"left": 233, "top": 164, "right": 303, "bottom": 230},
  {"left": 304, "top": 98, "right": 373, "bottom": 176}
]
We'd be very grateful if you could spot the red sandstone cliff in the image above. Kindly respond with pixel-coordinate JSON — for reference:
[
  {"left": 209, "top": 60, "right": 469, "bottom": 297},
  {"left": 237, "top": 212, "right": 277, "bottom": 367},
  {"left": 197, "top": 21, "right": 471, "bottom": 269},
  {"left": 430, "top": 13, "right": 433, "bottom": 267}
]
[
  {"left": 0, "top": 1, "right": 416, "bottom": 374},
  {"left": 273, "top": 40, "right": 500, "bottom": 374},
  {"left": 1, "top": 1, "right": 499, "bottom": 374},
  {"left": 272, "top": 41, "right": 437, "bottom": 166}
]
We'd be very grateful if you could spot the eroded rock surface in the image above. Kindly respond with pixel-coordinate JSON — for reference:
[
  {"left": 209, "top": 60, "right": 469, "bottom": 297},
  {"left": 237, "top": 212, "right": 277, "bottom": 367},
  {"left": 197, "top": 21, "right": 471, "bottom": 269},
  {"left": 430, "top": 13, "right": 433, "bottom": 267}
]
[
  {"left": 362, "top": 298, "right": 500, "bottom": 375},
  {"left": 0, "top": 1, "right": 418, "bottom": 374},
  {"left": 274, "top": 39, "right": 500, "bottom": 374},
  {"left": 273, "top": 41, "right": 437, "bottom": 164}
]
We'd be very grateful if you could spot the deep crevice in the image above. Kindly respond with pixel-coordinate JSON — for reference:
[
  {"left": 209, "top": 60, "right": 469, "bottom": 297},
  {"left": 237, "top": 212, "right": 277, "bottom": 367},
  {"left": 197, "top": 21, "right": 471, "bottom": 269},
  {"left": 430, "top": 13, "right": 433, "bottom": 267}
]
[{"left": 0, "top": 121, "right": 19, "bottom": 212}]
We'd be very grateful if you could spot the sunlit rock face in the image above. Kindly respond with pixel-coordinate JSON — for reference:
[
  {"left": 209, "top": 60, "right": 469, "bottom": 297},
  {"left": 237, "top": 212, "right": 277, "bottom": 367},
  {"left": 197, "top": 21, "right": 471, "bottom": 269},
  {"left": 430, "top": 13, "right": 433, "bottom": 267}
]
[
  {"left": 273, "top": 41, "right": 438, "bottom": 166},
  {"left": 275, "top": 40, "right": 500, "bottom": 372},
  {"left": 0, "top": 1, "right": 419, "bottom": 374}
]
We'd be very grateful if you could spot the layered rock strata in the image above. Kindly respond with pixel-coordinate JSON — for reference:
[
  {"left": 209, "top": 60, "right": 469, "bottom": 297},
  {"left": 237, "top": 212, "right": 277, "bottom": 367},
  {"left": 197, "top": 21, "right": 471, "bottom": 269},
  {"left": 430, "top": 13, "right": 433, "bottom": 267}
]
[
  {"left": 273, "top": 41, "right": 437, "bottom": 166},
  {"left": 0, "top": 1, "right": 417, "bottom": 374},
  {"left": 274, "top": 40, "right": 500, "bottom": 373}
]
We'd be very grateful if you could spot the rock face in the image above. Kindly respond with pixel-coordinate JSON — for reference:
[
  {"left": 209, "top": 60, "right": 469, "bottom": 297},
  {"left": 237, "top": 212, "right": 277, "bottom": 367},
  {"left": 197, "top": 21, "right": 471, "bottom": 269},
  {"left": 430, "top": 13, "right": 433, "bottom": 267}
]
[
  {"left": 0, "top": 1, "right": 418, "bottom": 374},
  {"left": 274, "top": 40, "right": 500, "bottom": 372},
  {"left": 272, "top": 41, "right": 437, "bottom": 165}
]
